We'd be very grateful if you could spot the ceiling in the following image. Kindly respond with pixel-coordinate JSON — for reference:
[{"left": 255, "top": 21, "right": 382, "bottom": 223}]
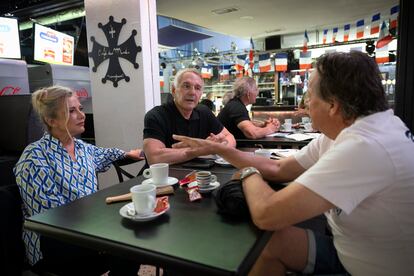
[
  {"left": 1, "top": 0, "right": 398, "bottom": 39},
  {"left": 157, "top": 0, "right": 398, "bottom": 39}
]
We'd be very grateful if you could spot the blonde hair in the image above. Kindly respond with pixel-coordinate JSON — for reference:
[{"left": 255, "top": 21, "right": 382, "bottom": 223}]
[{"left": 32, "top": 86, "right": 73, "bottom": 131}]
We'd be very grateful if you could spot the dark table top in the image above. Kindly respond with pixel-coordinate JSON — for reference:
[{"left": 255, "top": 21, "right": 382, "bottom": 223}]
[
  {"left": 171, "top": 160, "right": 238, "bottom": 175},
  {"left": 236, "top": 136, "right": 310, "bottom": 149},
  {"left": 24, "top": 168, "right": 271, "bottom": 276}
]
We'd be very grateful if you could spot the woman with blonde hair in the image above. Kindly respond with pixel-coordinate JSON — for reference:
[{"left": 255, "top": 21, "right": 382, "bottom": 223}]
[{"left": 14, "top": 86, "right": 142, "bottom": 275}]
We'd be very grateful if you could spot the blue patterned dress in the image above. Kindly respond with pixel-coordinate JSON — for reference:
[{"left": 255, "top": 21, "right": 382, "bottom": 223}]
[{"left": 14, "top": 133, "right": 126, "bottom": 265}]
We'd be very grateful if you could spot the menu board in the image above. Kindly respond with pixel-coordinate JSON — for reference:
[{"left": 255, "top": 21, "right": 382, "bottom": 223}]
[
  {"left": 0, "top": 17, "right": 21, "bottom": 59},
  {"left": 33, "top": 23, "right": 74, "bottom": 65}
]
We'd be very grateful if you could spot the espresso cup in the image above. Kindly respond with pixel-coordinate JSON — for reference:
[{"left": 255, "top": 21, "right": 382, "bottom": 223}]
[
  {"left": 143, "top": 163, "right": 169, "bottom": 185},
  {"left": 284, "top": 118, "right": 292, "bottom": 124},
  {"left": 196, "top": 171, "right": 217, "bottom": 188},
  {"left": 254, "top": 148, "right": 272, "bottom": 159},
  {"left": 130, "top": 184, "right": 156, "bottom": 216}
]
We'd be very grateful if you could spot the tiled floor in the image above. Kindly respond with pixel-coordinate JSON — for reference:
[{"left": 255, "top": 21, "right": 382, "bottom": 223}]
[
  {"left": 23, "top": 265, "right": 163, "bottom": 276},
  {"left": 138, "top": 265, "right": 163, "bottom": 276}
]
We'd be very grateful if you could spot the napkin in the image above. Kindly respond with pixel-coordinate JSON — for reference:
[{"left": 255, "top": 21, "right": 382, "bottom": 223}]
[{"left": 214, "top": 179, "right": 251, "bottom": 220}]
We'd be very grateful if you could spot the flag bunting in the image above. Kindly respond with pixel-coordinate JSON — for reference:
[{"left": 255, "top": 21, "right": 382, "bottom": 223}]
[
  {"left": 343, "top": 24, "right": 350, "bottom": 42},
  {"left": 259, "top": 53, "right": 272, "bottom": 73},
  {"left": 356, "top": 19, "right": 365, "bottom": 39},
  {"left": 377, "top": 21, "right": 393, "bottom": 49},
  {"left": 332, "top": 27, "right": 338, "bottom": 43},
  {"left": 303, "top": 30, "right": 309, "bottom": 52},
  {"left": 275, "top": 53, "right": 288, "bottom": 72},
  {"left": 299, "top": 51, "right": 312, "bottom": 70},
  {"left": 322, "top": 29, "right": 328, "bottom": 44},
  {"left": 371, "top": 13, "right": 381, "bottom": 35}
]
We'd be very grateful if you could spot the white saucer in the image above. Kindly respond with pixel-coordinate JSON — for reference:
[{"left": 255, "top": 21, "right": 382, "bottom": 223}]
[
  {"left": 198, "top": 181, "right": 220, "bottom": 193},
  {"left": 214, "top": 158, "right": 233, "bottom": 167},
  {"left": 142, "top": 177, "right": 178, "bottom": 187},
  {"left": 119, "top": 202, "right": 170, "bottom": 222}
]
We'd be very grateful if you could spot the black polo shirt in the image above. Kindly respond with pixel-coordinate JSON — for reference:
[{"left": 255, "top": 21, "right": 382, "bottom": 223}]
[
  {"left": 143, "top": 101, "right": 224, "bottom": 148},
  {"left": 217, "top": 97, "right": 250, "bottom": 139},
  {"left": 199, "top": 98, "right": 215, "bottom": 111}
]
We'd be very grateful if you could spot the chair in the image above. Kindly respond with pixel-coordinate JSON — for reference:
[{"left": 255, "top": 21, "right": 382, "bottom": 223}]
[
  {"left": 113, "top": 158, "right": 146, "bottom": 183},
  {"left": 0, "top": 184, "right": 26, "bottom": 275}
]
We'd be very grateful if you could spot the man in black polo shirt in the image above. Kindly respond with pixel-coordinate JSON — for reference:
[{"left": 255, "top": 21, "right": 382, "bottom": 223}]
[
  {"left": 143, "top": 68, "right": 236, "bottom": 165},
  {"left": 217, "top": 77, "right": 280, "bottom": 139}
]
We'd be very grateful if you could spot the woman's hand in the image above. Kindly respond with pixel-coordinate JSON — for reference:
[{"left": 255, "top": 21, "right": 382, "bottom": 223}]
[{"left": 125, "top": 149, "right": 145, "bottom": 160}]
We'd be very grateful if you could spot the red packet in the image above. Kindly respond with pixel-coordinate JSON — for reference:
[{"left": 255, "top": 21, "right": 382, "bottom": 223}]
[
  {"left": 179, "top": 171, "right": 197, "bottom": 186},
  {"left": 186, "top": 186, "right": 202, "bottom": 202},
  {"left": 154, "top": 196, "right": 169, "bottom": 213}
]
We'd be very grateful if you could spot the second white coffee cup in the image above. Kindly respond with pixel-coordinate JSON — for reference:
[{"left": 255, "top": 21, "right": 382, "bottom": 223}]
[
  {"left": 304, "top": 122, "right": 313, "bottom": 131},
  {"left": 143, "top": 163, "right": 169, "bottom": 185},
  {"left": 130, "top": 184, "right": 156, "bottom": 216}
]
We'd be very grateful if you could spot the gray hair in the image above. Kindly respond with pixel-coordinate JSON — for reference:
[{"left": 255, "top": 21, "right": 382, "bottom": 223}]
[
  {"left": 233, "top": 77, "right": 257, "bottom": 98},
  {"left": 222, "top": 91, "right": 234, "bottom": 105},
  {"left": 32, "top": 86, "right": 73, "bottom": 130},
  {"left": 173, "top": 68, "right": 203, "bottom": 89}
]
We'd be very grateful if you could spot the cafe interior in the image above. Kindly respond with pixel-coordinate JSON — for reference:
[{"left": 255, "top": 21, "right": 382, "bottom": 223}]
[{"left": 0, "top": 0, "right": 413, "bottom": 275}]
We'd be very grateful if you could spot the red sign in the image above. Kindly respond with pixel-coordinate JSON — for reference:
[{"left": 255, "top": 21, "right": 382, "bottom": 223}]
[
  {"left": 0, "top": 85, "right": 21, "bottom": 96},
  {"left": 75, "top": 88, "right": 89, "bottom": 98}
]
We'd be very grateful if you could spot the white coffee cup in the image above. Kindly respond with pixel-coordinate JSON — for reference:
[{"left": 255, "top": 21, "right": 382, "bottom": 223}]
[
  {"left": 302, "top": 117, "right": 310, "bottom": 124},
  {"left": 195, "top": 171, "right": 217, "bottom": 188},
  {"left": 143, "top": 163, "right": 169, "bottom": 185},
  {"left": 130, "top": 184, "right": 156, "bottom": 216},
  {"left": 304, "top": 122, "right": 313, "bottom": 131},
  {"left": 285, "top": 118, "right": 292, "bottom": 124},
  {"left": 283, "top": 123, "right": 292, "bottom": 131},
  {"left": 254, "top": 148, "right": 272, "bottom": 159}
]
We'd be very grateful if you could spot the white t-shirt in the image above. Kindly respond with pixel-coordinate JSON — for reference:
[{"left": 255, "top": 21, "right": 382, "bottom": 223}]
[{"left": 295, "top": 110, "right": 414, "bottom": 276}]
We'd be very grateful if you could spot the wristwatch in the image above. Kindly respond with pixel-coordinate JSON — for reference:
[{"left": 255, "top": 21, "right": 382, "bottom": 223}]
[{"left": 240, "top": 167, "right": 261, "bottom": 181}]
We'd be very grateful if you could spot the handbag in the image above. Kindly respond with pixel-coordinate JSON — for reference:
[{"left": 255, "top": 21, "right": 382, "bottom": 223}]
[{"left": 214, "top": 179, "right": 251, "bottom": 220}]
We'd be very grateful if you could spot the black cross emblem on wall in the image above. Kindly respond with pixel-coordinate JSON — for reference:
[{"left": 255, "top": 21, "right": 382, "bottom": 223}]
[{"left": 89, "top": 16, "right": 142, "bottom": 87}]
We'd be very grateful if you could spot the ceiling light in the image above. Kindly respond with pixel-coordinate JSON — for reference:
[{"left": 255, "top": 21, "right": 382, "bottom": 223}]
[
  {"left": 211, "top": 7, "right": 239, "bottom": 15},
  {"left": 240, "top": 16, "right": 254, "bottom": 20},
  {"left": 265, "top": 28, "right": 284, "bottom": 33}
]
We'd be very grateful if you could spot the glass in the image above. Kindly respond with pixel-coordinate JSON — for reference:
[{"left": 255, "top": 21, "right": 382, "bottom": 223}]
[{"left": 180, "top": 82, "right": 203, "bottom": 92}]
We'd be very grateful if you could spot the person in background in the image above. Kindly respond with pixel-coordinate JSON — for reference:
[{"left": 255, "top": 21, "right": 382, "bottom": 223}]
[
  {"left": 14, "top": 86, "right": 143, "bottom": 275},
  {"left": 143, "top": 68, "right": 236, "bottom": 165},
  {"left": 222, "top": 91, "right": 234, "bottom": 106},
  {"left": 199, "top": 91, "right": 216, "bottom": 112},
  {"left": 295, "top": 91, "right": 309, "bottom": 116},
  {"left": 172, "top": 51, "right": 414, "bottom": 275},
  {"left": 217, "top": 77, "right": 280, "bottom": 139}
]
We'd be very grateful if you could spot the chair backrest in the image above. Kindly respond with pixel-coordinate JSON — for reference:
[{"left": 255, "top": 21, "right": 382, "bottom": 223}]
[
  {"left": 113, "top": 158, "right": 146, "bottom": 183},
  {"left": 0, "top": 184, "right": 26, "bottom": 275}
]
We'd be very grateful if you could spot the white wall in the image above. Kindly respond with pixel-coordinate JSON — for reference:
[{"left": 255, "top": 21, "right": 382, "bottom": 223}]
[{"left": 84, "top": 0, "right": 160, "bottom": 188}]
